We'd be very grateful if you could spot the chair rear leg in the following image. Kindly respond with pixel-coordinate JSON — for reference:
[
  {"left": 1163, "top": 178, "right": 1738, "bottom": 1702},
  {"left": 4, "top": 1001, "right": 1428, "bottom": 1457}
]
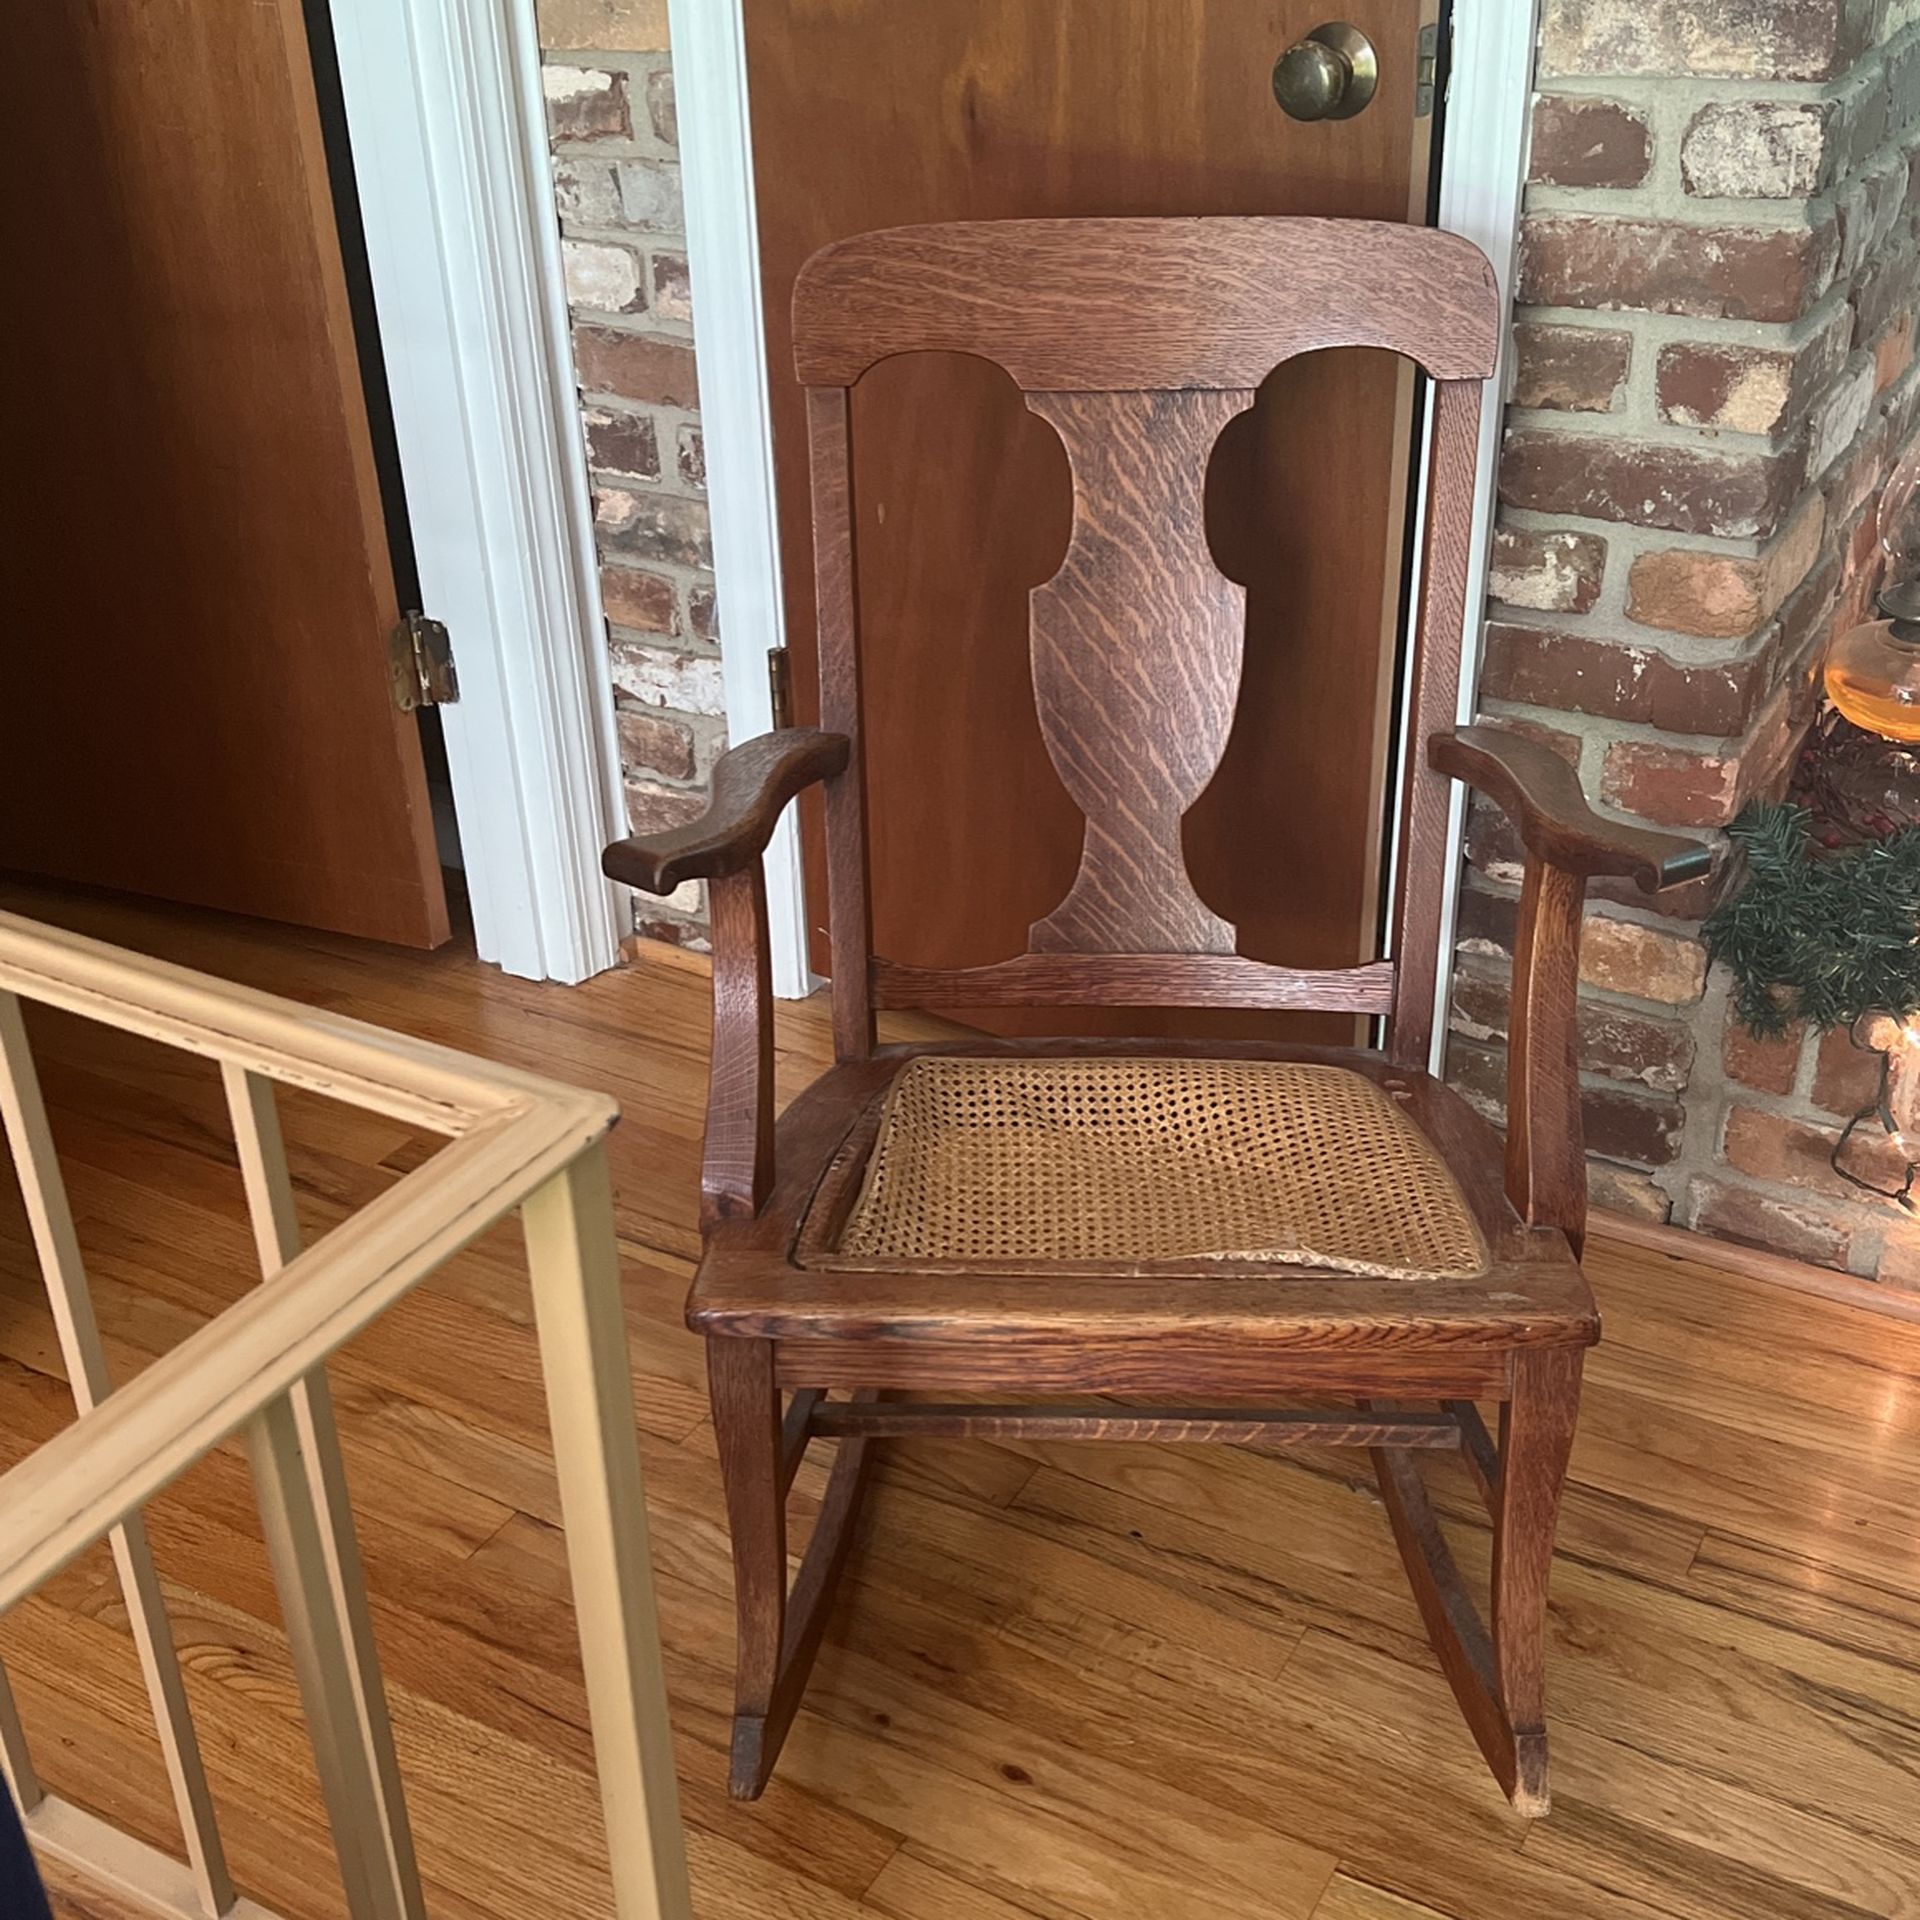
[
  {"left": 707, "top": 1336, "right": 785, "bottom": 1799},
  {"left": 1491, "top": 1345, "right": 1583, "bottom": 1816}
]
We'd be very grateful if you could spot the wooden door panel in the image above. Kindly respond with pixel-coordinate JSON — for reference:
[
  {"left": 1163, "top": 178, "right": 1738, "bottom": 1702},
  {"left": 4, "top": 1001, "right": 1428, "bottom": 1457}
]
[
  {"left": 0, "top": 0, "right": 448, "bottom": 948},
  {"left": 752, "top": 0, "right": 1437, "bottom": 1033}
]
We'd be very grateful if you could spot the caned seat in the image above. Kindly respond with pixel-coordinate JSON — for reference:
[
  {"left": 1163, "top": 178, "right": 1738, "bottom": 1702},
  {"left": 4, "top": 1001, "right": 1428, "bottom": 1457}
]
[
  {"left": 604, "top": 216, "right": 1712, "bottom": 1815},
  {"left": 821, "top": 1055, "right": 1486, "bottom": 1277}
]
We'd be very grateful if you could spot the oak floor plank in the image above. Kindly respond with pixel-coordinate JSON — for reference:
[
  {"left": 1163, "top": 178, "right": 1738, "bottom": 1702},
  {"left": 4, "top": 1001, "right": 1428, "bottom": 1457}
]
[{"left": 1310, "top": 1877, "right": 1458, "bottom": 1920}]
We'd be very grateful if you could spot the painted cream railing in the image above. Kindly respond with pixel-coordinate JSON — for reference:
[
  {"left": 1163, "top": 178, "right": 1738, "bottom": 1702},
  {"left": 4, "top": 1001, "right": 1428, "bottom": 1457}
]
[{"left": 0, "top": 911, "right": 693, "bottom": 1920}]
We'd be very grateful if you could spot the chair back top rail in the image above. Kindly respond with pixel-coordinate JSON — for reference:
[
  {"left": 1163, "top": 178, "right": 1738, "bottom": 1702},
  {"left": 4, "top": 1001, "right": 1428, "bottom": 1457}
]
[
  {"left": 794, "top": 216, "right": 1498, "bottom": 1038},
  {"left": 793, "top": 217, "right": 1499, "bottom": 390}
]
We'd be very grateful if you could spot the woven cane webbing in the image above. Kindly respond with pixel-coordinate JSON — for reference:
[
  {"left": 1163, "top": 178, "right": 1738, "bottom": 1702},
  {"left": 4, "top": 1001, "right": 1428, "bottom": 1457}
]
[{"left": 835, "top": 1057, "right": 1488, "bottom": 1280}]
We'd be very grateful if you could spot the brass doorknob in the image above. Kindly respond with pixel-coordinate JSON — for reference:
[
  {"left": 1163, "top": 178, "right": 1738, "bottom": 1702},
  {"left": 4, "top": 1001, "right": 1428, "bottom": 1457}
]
[{"left": 1272, "top": 23, "right": 1378, "bottom": 121}]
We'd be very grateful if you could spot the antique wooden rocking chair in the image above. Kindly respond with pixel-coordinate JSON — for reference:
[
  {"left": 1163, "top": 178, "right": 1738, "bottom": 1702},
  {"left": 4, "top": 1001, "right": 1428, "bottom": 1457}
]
[{"left": 603, "top": 217, "right": 1711, "bottom": 1814}]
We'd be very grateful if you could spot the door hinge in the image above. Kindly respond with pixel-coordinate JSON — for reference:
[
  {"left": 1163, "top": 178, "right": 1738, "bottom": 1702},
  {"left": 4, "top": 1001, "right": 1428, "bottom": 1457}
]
[
  {"left": 1414, "top": 21, "right": 1439, "bottom": 117},
  {"left": 388, "top": 612, "right": 459, "bottom": 712},
  {"left": 767, "top": 645, "right": 794, "bottom": 730}
]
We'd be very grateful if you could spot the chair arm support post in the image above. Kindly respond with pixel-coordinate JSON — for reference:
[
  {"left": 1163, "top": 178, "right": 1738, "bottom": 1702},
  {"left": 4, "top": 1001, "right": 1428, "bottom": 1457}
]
[
  {"left": 1506, "top": 859, "right": 1588, "bottom": 1255},
  {"left": 701, "top": 863, "right": 775, "bottom": 1229},
  {"left": 602, "top": 729, "right": 849, "bottom": 896},
  {"left": 603, "top": 730, "right": 848, "bottom": 1228},
  {"left": 1429, "top": 725, "right": 1715, "bottom": 1256}
]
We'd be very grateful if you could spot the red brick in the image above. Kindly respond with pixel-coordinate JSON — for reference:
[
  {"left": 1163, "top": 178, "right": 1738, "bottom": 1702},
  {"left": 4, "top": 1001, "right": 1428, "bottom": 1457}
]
[
  {"left": 1480, "top": 621, "right": 1769, "bottom": 735},
  {"left": 677, "top": 424, "right": 705, "bottom": 489},
  {"left": 1588, "top": 1162, "right": 1672, "bottom": 1223},
  {"left": 1501, "top": 429, "right": 1805, "bottom": 539},
  {"left": 1874, "top": 313, "right": 1916, "bottom": 395},
  {"left": 1625, "top": 500, "right": 1825, "bottom": 641},
  {"left": 615, "top": 705, "right": 697, "bottom": 781},
  {"left": 1808, "top": 360, "right": 1877, "bottom": 483},
  {"left": 1487, "top": 527, "right": 1606, "bottom": 613},
  {"left": 1450, "top": 966, "right": 1694, "bottom": 1092},
  {"left": 573, "top": 325, "right": 700, "bottom": 408},
  {"left": 1811, "top": 1022, "right": 1884, "bottom": 1116},
  {"left": 1681, "top": 100, "right": 1835, "bottom": 198},
  {"left": 624, "top": 777, "right": 705, "bottom": 835},
  {"left": 633, "top": 913, "right": 708, "bottom": 950},
  {"left": 1854, "top": 240, "right": 1920, "bottom": 350},
  {"left": 646, "top": 66, "right": 677, "bottom": 146},
  {"left": 1876, "top": 1233, "right": 1920, "bottom": 1288},
  {"left": 538, "top": 0, "right": 668, "bottom": 51},
  {"left": 1479, "top": 713, "right": 1584, "bottom": 763},
  {"left": 542, "top": 65, "right": 631, "bottom": 143},
  {"left": 651, "top": 251, "right": 692, "bottom": 323},
  {"left": 1529, "top": 96, "right": 1652, "bottom": 188},
  {"left": 1722, "top": 1103, "right": 1908, "bottom": 1200},
  {"left": 1656, "top": 307, "right": 1851, "bottom": 435},
  {"left": 1579, "top": 912, "right": 1707, "bottom": 1005},
  {"left": 1630, "top": 687, "right": 1800, "bottom": 835},
  {"left": 595, "top": 487, "right": 712, "bottom": 569},
  {"left": 1687, "top": 1177, "right": 1852, "bottom": 1267},
  {"left": 1454, "top": 884, "right": 1520, "bottom": 961},
  {"left": 1443, "top": 1036, "right": 1684, "bottom": 1166},
  {"left": 687, "top": 584, "right": 719, "bottom": 642},
  {"left": 583, "top": 406, "right": 660, "bottom": 481},
  {"left": 1518, "top": 215, "right": 1838, "bottom": 325},
  {"left": 1601, "top": 739, "right": 1740, "bottom": 828},
  {"left": 1511, "top": 323, "right": 1631, "bottom": 413},
  {"left": 1836, "top": 153, "right": 1909, "bottom": 276},
  {"left": 599, "top": 564, "right": 677, "bottom": 635},
  {"left": 1463, "top": 794, "right": 1528, "bottom": 886},
  {"left": 1538, "top": 0, "right": 1874, "bottom": 82},
  {"left": 1724, "top": 1005, "right": 1804, "bottom": 1094},
  {"left": 1585, "top": 1087, "right": 1686, "bottom": 1167}
]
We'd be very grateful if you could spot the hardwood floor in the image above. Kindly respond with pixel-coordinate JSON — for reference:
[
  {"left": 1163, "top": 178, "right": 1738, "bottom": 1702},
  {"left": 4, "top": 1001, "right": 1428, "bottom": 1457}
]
[{"left": 4, "top": 878, "right": 1920, "bottom": 1920}]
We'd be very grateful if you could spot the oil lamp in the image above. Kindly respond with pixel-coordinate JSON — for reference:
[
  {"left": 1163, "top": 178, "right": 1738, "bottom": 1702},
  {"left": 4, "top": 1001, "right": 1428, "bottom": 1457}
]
[
  {"left": 1825, "top": 439, "right": 1920, "bottom": 741},
  {"left": 1824, "top": 441, "right": 1920, "bottom": 1205}
]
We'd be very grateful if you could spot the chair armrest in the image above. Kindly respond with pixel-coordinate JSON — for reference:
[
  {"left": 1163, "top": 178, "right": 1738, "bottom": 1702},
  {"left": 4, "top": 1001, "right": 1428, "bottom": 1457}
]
[
  {"left": 602, "top": 728, "right": 850, "bottom": 896},
  {"left": 1429, "top": 725, "right": 1713, "bottom": 893}
]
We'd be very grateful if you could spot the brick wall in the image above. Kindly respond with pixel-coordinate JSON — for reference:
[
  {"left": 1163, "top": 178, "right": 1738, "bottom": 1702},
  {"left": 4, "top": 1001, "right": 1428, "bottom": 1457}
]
[
  {"left": 1453, "top": 0, "right": 1920, "bottom": 1277},
  {"left": 538, "top": 0, "right": 715, "bottom": 950}
]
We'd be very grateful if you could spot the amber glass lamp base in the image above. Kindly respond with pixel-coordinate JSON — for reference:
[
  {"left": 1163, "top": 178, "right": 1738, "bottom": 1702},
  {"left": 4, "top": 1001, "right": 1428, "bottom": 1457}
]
[{"left": 1825, "top": 616, "right": 1920, "bottom": 744}]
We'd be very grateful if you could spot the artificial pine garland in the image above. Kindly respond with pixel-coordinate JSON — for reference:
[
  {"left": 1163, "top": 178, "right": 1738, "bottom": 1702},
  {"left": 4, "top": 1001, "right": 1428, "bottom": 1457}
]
[{"left": 1705, "top": 800, "right": 1920, "bottom": 1037}]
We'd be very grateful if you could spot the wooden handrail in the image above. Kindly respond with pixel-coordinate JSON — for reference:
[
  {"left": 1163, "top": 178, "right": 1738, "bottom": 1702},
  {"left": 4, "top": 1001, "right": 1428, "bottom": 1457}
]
[{"left": 0, "top": 913, "right": 691, "bottom": 1920}]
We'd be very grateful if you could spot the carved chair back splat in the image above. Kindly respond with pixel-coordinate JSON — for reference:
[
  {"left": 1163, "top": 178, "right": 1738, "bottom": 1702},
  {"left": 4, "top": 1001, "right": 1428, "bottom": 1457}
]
[
  {"left": 795, "top": 216, "right": 1498, "bottom": 1067},
  {"left": 600, "top": 215, "right": 1714, "bottom": 1818}
]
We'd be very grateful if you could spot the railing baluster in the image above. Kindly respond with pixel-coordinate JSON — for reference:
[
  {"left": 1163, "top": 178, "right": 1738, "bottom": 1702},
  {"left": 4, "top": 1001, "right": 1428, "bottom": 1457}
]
[
  {"left": 522, "top": 1147, "right": 693, "bottom": 1920},
  {"left": 0, "top": 994, "right": 233, "bottom": 1917},
  {"left": 220, "top": 1066, "right": 424, "bottom": 1920},
  {"left": 0, "top": 1656, "right": 42, "bottom": 1813}
]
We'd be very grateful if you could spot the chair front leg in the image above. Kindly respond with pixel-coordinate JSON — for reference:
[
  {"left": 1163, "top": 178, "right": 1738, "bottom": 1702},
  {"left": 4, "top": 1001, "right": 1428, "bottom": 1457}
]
[
  {"left": 707, "top": 1335, "right": 785, "bottom": 1798},
  {"left": 1491, "top": 1344, "right": 1584, "bottom": 1817}
]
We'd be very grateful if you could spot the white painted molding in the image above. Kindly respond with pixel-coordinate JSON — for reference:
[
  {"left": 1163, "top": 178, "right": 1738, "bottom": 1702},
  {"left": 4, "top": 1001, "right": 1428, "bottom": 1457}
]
[
  {"left": 668, "top": 0, "right": 815, "bottom": 999},
  {"left": 1423, "top": 0, "right": 1540, "bottom": 1067},
  {"left": 329, "top": 0, "right": 628, "bottom": 984}
]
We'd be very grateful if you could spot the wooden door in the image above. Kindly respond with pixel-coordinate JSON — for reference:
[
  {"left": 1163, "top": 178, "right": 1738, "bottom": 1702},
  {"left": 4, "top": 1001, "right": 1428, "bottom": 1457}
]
[
  {"left": 749, "top": 0, "right": 1439, "bottom": 1035},
  {"left": 0, "top": 0, "right": 449, "bottom": 948}
]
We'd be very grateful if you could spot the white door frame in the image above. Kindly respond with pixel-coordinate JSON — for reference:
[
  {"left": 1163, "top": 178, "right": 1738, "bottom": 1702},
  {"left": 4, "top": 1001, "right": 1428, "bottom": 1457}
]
[
  {"left": 676, "top": 0, "right": 1539, "bottom": 1050},
  {"left": 329, "top": 0, "right": 630, "bottom": 985}
]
